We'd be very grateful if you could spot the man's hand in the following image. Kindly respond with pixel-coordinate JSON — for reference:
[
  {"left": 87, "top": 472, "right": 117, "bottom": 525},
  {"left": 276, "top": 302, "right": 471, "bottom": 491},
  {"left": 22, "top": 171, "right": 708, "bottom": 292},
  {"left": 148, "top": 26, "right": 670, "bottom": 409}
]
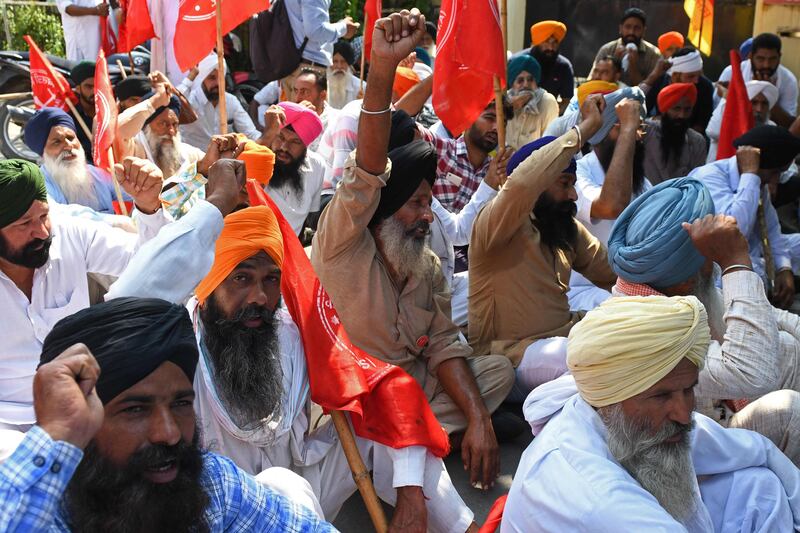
[
  {"left": 95, "top": 2, "right": 109, "bottom": 16},
  {"left": 187, "top": 66, "right": 200, "bottom": 82},
  {"left": 653, "top": 57, "right": 671, "bottom": 78},
  {"left": 462, "top": 415, "right": 500, "bottom": 490},
  {"left": 715, "top": 81, "right": 729, "bottom": 99},
  {"left": 577, "top": 93, "right": 606, "bottom": 141},
  {"left": 115, "top": 157, "right": 164, "bottom": 214},
  {"left": 150, "top": 82, "right": 171, "bottom": 109},
  {"left": 736, "top": 145, "right": 762, "bottom": 176},
  {"left": 198, "top": 133, "right": 244, "bottom": 176},
  {"left": 616, "top": 98, "right": 642, "bottom": 129},
  {"left": 34, "top": 344, "right": 104, "bottom": 450},
  {"left": 773, "top": 269, "right": 795, "bottom": 309},
  {"left": 297, "top": 100, "right": 317, "bottom": 113},
  {"left": 205, "top": 159, "right": 247, "bottom": 217},
  {"left": 371, "top": 9, "right": 426, "bottom": 67},
  {"left": 342, "top": 16, "right": 360, "bottom": 39},
  {"left": 388, "top": 486, "right": 426, "bottom": 533},
  {"left": 510, "top": 92, "right": 533, "bottom": 112},
  {"left": 260, "top": 104, "right": 286, "bottom": 145},
  {"left": 682, "top": 214, "right": 752, "bottom": 271},
  {"left": 399, "top": 52, "right": 417, "bottom": 69},
  {"left": 485, "top": 146, "right": 514, "bottom": 190}
]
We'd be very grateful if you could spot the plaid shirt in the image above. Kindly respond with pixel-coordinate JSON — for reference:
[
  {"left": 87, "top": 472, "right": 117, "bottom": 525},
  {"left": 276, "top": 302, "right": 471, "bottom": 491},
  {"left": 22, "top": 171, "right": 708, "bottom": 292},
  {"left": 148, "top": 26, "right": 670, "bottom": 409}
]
[
  {"left": 419, "top": 127, "right": 492, "bottom": 213},
  {"left": 1, "top": 426, "right": 337, "bottom": 532}
]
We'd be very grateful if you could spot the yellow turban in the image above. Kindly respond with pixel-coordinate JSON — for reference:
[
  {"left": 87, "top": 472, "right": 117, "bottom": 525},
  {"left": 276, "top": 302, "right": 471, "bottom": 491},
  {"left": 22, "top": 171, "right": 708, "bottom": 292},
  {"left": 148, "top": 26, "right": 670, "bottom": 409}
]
[
  {"left": 577, "top": 80, "right": 619, "bottom": 107},
  {"left": 237, "top": 141, "right": 275, "bottom": 185},
  {"left": 567, "top": 296, "right": 710, "bottom": 408},
  {"left": 195, "top": 206, "right": 284, "bottom": 304},
  {"left": 530, "top": 21, "right": 567, "bottom": 46}
]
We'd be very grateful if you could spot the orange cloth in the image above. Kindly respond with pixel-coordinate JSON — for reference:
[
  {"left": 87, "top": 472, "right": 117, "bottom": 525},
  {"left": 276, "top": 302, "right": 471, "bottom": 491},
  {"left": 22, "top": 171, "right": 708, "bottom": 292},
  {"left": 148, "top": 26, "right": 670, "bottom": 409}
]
[
  {"left": 393, "top": 67, "right": 420, "bottom": 99},
  {"left": 530, "top": 20, "right": 567, "bottom": 46},
  {"left": 577, "top": 80, "right": 619, "bottom": 107},
  {"left": 658, "top": 31, "right": 685, "bottom": 55},
  {"left": 657, "top": 82, "right": 698, "bottom": 112},
  {"left": 195, "top": 206, "right": 284, "bottom": 304},
  {"left": 237, "top": 141, "right": 276, "bottom": 185}
]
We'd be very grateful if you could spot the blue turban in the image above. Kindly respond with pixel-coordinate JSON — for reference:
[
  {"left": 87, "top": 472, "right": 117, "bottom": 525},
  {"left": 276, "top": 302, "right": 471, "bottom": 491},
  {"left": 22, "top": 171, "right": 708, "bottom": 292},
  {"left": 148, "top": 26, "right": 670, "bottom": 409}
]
[
  {"left": 142, "top": 90, "right": 182, "bottom": 127},
  {"left": 508, "top": 55, "right": 541, "bottom": 85},
  {"left": 507, "top": 136, "right": 577, "bottom": 176},
  {"left": 608, "top": 178, "right": 715, "bottom": 289},
  {"left": 24, "top": 107, "right": 77, "bottom": 156},
  {"left": 415, "top": 47, "right": 432, "bottom": 68},
  {"left": 740, "top": 37, "right": 753, "bottom": 58},
  {"left": 588, "top": 86, "right": 647, "bottom": 146}
]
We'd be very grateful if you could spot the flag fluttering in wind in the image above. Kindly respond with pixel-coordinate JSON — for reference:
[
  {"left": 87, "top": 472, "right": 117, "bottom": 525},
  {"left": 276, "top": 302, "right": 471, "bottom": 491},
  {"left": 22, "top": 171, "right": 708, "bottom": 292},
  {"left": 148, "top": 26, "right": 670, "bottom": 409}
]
[
  {"left": 93, "top": 49, "right": 118, "bottom": 173},
  {"left": 246, "top": 181, "right": 450, "bottom": 457},
  {"left": 717, "top": 50, "right": 753, "bottom": 160},
  {"left": 100, "top": 15, "right": 117, "bottom": 56},
  {"left": 362, "top": 0, "right": 382, "bottom": 62},
  {"left": 24, "top": 35, "right": 77, "bottom": 111},
  {"left": 433, "top": 0, "right": 506, "bottom": 135},
  {"left": 684, "top": 0, "right": 714, "bottom": 55},
  {"left": 117, "top": 0, "right": 157, "bottom": 53}
]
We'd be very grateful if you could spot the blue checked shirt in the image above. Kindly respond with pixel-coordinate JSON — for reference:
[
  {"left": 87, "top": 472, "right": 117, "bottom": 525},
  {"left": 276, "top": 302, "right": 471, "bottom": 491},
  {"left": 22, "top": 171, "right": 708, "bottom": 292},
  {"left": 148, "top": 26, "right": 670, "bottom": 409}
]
[{"left": 0, "top": 426, "right": 338, "bottom": 532}]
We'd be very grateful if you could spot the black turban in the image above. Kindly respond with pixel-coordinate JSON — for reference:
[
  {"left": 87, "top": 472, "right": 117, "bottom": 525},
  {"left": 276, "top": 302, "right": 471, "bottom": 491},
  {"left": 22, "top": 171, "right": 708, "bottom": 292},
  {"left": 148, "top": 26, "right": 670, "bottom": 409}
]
[
  {"left": 40, "top": 297, "right": 199, "bottom": 405},
  {"left": 71, "top": 61, "right": 96, "bottom": 85},
  {"left": 369, "top": 140, "right": 437, "bottom": 226},
  {"left": 388, "top": 109, "right": 416, "bottom": 151},
  {"left": 425, "top": 21, "right": 437, "bottom": 41},
  {"left": 0, "top": 160, "right": 48, "bottom": 228},
  {"left": 115, "top": 75, "right": 152, "bottom": 101},
  {"left": 333, "top": 40, "right": 355, "bottom": 66},
  {"left": 733, "top": 125, "right": 800, "bottom": 170},
  {"left": 141, "top": 89, "right": 182, "bottom": 127}
]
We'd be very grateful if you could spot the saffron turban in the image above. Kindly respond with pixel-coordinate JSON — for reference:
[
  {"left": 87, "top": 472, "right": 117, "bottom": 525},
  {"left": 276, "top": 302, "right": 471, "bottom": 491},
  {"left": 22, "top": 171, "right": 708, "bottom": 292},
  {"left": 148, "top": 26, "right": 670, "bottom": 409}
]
[
  {"left": 237, "top": 141, "right": 276, "bottom": 185},
  {"left": 746, "top": 80, "right": 779, "bottom": 110},
  {"left": 195, "top": 206, "right": 284, "bottom": 304},
  {"left": 508, "top": 55, "right": 541, "bottom": 85},
  {"left": 0, "top": 160, "right": 48, "bottom": 228},
  {"left": 371, "top": 140, "right": 436, "bottom": 227},
  {"left": 657, "top": 31, "right": 684, "bottom": 55},
  {"left": 567, "top": 295, "right": 710, "bottom": 408},
  {"left": 657, "top": 82, "right": 698, "bottom": 113},
  {"left": 734, "top": 125, "right": 800, "bottom": 170},
  {"left": 530, "top": 21, "right": 567, "bottom": 46},
  {"left": 608, "top": 177, "right": 715, "bottom": 288},
  {"left": 277, "top": 101, "right": 323, "bottom": 148},
  {"left": 507, "top": 136, "right": 577, "bottom": 176},
  {"left": 393, "top": 67, "right": 420, "bottom": 99},
  {"left": 39, "top": 297, "right": 199, "bottom": 404},
  {"left": 24, "top": 107, "right": 76, "bottom": 156},
  {"left": 588, "top": 86, "right": 647, "bottom": 145},
  {"left": 668, "top": 50, "right": 703, "bottom": 75},
  {"left": 577, "top": 80, "right": 619, "bottom": 107}
]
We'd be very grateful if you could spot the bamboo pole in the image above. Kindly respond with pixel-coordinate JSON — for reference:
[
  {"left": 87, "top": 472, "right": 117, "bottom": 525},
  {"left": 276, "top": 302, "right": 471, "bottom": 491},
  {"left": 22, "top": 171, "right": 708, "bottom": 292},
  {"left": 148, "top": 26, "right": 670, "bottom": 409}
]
[
  {"left": 128, "top": 51, "right": 135, "bottom": 74},
  {"left": 0, "top": 91, "right": 33, "bottom": 100},
  {"left": 330, "top": 411, "right": 388, "bottom": 533},
  {"left": 493, "top": 0, "right": 508, "bottom": 149},
  {"left": 116, "top": 59, "right": 128, "bottom": 79},
  {"left": 106, "top": 146, "right": 128, "bottom": 216},
  {"left": 215, "top": 0, "right": 228, "bottom": 134},
  {"left": 64, "top": 98, "right": 93, "bottom": 146},
  {"left": 358, "top": 12, "right": 368, "bottom": 99}
]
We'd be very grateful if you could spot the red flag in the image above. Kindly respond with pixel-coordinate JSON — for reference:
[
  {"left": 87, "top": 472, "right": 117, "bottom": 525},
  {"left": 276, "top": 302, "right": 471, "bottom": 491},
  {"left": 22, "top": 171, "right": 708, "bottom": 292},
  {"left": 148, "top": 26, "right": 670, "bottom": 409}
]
[
  {"left": 433, "top": 0, "right": 506, "bottom": 135},
  {"left": 717, "top": 50, "right": 753, "bottom": 160},
  {"left": 246, "top": 180, "right": 450, "bottom": 457},
  {"left": 478, "top": 494, "right": 508, "bottom": 533},
  {"left": 100, "top": 15, "right": 117, "bottom": 56},
  {"left": 23, "top": 35, "right": 77, "bottom": 111},
  {"left": 363, "top": 0, "right": 382, "bottom": 62},
  {"left": 117, "top": 0, "right": 157, "bottom": 53},
  {"left": 174, "top": 0, "right": 268, "bottom": 72},
  {"left": 93, "top": 49, "right": 118, "bottom": 173}
]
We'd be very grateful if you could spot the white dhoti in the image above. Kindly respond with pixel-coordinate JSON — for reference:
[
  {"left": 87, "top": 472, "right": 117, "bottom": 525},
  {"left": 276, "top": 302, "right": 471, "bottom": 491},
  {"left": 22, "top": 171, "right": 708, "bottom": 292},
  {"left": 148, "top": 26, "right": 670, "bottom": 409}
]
[{"left": 507, "top": 337, "right": 569, "bottom": 402}]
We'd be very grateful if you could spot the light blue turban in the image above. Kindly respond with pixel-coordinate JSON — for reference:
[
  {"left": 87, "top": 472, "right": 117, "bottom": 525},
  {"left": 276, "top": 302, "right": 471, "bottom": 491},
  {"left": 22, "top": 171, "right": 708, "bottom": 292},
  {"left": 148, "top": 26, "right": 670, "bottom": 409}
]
[
  {"left": 588, "top": 86, "right": 647, "bottom": 145},
  {"left": 608, "top": 178, "right": 715, "bottom": 289}
]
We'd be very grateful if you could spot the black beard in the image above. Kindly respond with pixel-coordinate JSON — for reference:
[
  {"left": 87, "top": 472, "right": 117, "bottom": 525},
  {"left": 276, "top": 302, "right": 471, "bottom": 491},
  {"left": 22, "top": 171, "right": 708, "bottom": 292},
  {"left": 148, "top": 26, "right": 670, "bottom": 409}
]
[
  {"left": 270, "top": 155, "right": 306, "bottom": 196},
  {"left": 533, "top": 192, "right": 578, "bottom": 253},
  {"left": 595, "top": 137, "right": 647, "bottom": 195},
  {"left": 752, "top": 61, "right": 777, "bottom": 80},
  {"left": 203, "top": 85, "right": 219, "bottom": 104},
  {"left": 532, "top": 47, "right": 557, "bottom": 71},
  {"left": 65, "top": 432, "right": 209, "bottom": 533},
  {"left": 622, "top": 34, "right": 641, "bottom": 46},
  {"left": 467, "top": 125, "right": 498, "bottom": 153},
  {"left": 0, "top": 233, "right": 52, "bottom": 268},
  {"left": 659, "top": 115, "right": 690, "bottom": 164},
  {"left": 200, "top": 294, "right": 284, "bottom": 430}
]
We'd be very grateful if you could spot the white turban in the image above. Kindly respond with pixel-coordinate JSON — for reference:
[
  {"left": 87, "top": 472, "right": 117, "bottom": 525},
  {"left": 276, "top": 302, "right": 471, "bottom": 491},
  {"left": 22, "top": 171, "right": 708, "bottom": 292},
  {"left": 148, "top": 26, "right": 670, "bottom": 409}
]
[
  {"left": 746, "top": 80, "right": 779, "bottom": 110},
  {"left": 189, "top": 53, "right": 229, "bottom": 99},
  {"left": 668, "top": 50, "right": 703, "bottom": 76},
  {"left": 567, "top": 296, "right": 710, "bottom": 408}
]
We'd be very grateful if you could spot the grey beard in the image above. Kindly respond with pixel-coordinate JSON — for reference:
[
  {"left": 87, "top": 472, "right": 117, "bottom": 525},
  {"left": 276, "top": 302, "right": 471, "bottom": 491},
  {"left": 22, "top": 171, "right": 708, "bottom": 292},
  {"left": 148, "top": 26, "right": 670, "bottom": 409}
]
[
  {"left": 377, "top": 215, "right": 431, "bottom": 281},
  {"left": 327, "top": 68, "right": 351, "bottom": 108},
  {"left": 43, "top": 149, "right": 100, "bottom": 210},
  {"left": 598, "top": 403, "right": 698, "bottom": 523},
  {"left": 200, "top": 296, "right": 284, "bottom": 431},
  {"left": 145, "top": 126, "right": 183, "bottom": 178},
  {"left": 692, "top": 264, "right": 726, "bottom": 343}
]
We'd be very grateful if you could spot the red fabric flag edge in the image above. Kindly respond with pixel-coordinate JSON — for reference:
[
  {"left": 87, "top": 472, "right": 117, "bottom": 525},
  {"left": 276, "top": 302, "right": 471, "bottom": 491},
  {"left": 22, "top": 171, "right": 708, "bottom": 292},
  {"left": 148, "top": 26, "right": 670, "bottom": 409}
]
[{"left": 717, "top": 50, "right": 754, "bottom": 160}]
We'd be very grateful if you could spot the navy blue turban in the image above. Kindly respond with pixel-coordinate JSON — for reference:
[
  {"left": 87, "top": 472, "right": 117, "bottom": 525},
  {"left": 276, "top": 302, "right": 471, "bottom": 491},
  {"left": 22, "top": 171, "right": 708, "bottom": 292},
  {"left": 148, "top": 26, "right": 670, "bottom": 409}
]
[
  {"left": 142, "top": 90, "right": 182, "bottom": 127},
  {"left": 588, "top": 86, "right": 647, "bottom": 146},
  {"left": 608, "top": 177, "right": 715, "bottom": 289},
  {"left": 24, "top": 107, "right": 77, "bottom": 156},
  {"left": 40, "top": 297, "right": 199, "bottom": 404},
  {"left": 507, "top": 136, "right": 577, "bottom": 176}
]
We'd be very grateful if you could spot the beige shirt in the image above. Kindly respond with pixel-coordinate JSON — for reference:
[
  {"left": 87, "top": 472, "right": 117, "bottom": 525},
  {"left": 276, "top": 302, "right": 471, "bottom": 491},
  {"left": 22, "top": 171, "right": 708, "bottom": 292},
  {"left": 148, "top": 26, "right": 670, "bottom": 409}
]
[
  {"left": 592, "top": 38, "right": 661, "bottom": 87},
  {"left": 468, "top": 129, "right": 616, "bottom": 365},
  {"left": 311, "top": 154, "right": 471, "bottom": 398}
]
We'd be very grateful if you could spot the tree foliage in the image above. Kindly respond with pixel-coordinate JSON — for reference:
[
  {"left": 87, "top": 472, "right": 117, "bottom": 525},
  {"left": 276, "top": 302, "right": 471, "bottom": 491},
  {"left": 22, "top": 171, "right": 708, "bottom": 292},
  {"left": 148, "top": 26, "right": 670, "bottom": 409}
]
[{"left": 5, "top": 4, "right": 66, "bottom": 56}]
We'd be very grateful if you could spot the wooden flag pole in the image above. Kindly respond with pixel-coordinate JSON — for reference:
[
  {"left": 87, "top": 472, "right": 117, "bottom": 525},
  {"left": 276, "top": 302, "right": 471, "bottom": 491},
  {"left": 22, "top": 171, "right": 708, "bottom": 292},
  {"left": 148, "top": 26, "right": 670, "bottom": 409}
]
[
  {"left": 330, "top": 410, "right": 388, "bottom": 533},
  {"left": 116, "top": 59, "right": 128, "bottom": 79},
  {"left": 107, "top": 146, "right": 128, "bottom": 216},
  {"left": 64, "top": 98, "right": 93, "bottom": 146},
  {"left": 358, "top": 12, "right": 368, "bottom": 99},
  {"left": 215, "top": 0, "right": 228, "bottom": 134},
  {"left": 128, "top": 51, "right": 135, "bottom": 74},
  {"left": 493, "top": 0, "right": 508, "bottom": 149}
]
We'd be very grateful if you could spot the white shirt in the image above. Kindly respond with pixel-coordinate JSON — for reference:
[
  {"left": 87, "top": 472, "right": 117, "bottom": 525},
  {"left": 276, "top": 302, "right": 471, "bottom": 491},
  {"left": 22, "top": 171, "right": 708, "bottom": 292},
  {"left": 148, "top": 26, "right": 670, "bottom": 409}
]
[
  {"left": 309, "top": 103, "right": 338, "bottom": 154},
  {"left": 55, "top": 0, "right": 101, "bottom": 61},
  {"left": 266, "top": 150, "right": 326, "bottom": 235},
  {"left": 718, "top": 61, "right": 798, "bottom": 115}
]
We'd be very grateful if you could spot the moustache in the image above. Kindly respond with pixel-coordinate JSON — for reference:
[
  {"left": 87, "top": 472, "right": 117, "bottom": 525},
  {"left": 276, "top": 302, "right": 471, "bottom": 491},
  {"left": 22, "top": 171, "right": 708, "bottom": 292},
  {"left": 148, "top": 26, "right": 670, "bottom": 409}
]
[
  {"left": 25, "top": 236, "right": 53, "bottom": 253},
  {"left": 230, "top": 304, "right": 274, "bottom": 325},
  {"left": 556, "top": 201, "right": 577, "bottom": 216},
  {"left": 127, "top": 440, "right": 193, "bottom": 475},
  {"left": 57, "top": 149, "right": 80, "bottom": 163},
  {"left": 405, "top": 220, "right": 431, "bottom": 237}
]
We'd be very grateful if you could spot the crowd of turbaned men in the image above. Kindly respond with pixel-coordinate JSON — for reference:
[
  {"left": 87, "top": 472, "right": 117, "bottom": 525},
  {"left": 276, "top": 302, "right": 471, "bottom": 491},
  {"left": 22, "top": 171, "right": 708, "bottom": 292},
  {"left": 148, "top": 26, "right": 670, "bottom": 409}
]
[{"left": 2, "top": 1, "right": 800, "bottom": 531}]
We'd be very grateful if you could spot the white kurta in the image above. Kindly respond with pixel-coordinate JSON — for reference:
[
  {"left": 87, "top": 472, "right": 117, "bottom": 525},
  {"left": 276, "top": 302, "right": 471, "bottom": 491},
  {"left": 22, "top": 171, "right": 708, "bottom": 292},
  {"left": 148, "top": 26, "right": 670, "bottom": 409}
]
[
  {"left": 266, "top": 151, "right": 326, "bottom": 236},
  {"left": 55, "top": 0, "right": 101, "bottom": 61},
  {"left": 501, "top": 375, "right": 800, "bottom": 532}
]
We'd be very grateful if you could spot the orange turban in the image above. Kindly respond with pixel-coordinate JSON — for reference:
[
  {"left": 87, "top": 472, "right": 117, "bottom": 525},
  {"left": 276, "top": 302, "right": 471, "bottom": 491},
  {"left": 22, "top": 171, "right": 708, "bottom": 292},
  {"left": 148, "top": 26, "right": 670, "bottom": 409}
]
[
  {"left": 577, "top": 80, "right": 619, "bottom": 107},
  {"left": 657, "top": 82, "right": 697, "bottom": 113},
  {"left": 237, "top": 141, "right": 275, "bottom": 185},
  {"left": 195, "top": 206, "right": 284, "bottom": 304},
  {"left": 530, "top": 21, "right": 567, "bottom": 46},
  {"left": 393, "top": 67, "right": 420, "bottom": 99},
  {"left": 658, "top": 31, "right": 684, "bottom": 55}
]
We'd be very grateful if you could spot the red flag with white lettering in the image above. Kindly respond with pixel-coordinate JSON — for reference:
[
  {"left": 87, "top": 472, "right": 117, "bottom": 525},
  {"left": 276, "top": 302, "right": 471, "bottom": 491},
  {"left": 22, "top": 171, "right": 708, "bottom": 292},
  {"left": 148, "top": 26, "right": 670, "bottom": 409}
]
[
  {"left": 93, "top": 49, "right": 118, "bottom": 173},
  {"left": 433, "top": 0, "right": 506, "bottom": 135},
  {"left": 100, "top": 15, "right": 117, "bottom": 56},
  {"left": 23, "top": 35, "right": 77, "bottom": 111},
  {"left": 246, "top": 180, "right": 450, "bottom": 457},
  {"left": 117, "top": 0, "right": 157, "bottom": 53},
  {"left": 174, "top": 0, "right": 268, "bottom": 72},
  {"left": 363, "top": 0, "right": 382, "bottom": 62}
]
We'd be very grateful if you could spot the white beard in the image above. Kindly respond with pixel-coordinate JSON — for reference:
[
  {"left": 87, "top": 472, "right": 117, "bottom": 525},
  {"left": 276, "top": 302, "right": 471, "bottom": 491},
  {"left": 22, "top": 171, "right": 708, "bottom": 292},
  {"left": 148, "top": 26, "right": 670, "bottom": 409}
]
[
  {"left": 43, "top": 149, "right": 99, "bottom": 210},
  {"left": 327, "top": 68, "right": 353, "bottom": 109},
  {"left": 144, "top": 126, "right": 183, "bottom": 178},
  {"left": 377, "top": 215, "right": 431, "bottom": 281}
]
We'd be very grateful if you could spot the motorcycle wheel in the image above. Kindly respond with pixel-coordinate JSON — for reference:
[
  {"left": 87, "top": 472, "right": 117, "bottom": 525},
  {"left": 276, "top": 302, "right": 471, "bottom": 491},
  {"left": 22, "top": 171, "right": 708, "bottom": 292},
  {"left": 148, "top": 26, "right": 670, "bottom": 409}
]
[{"left": 0, "top": 96, "right": 38, "bottom": 162}]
